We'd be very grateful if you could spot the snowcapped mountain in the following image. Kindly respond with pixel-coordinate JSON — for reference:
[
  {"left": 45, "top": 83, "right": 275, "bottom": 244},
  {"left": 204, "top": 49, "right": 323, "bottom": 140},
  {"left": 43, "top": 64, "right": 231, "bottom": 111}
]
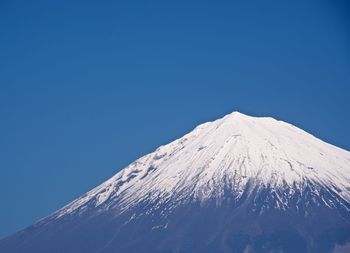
[{"left": 1, "top": 112, "right": 350, "bottom": 253}]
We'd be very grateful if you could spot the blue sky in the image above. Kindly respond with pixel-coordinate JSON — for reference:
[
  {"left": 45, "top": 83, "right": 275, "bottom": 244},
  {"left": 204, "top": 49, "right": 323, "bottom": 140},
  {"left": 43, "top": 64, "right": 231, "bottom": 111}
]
[{"left": 0, "top": 0, "right": 349, "bottom": 238}]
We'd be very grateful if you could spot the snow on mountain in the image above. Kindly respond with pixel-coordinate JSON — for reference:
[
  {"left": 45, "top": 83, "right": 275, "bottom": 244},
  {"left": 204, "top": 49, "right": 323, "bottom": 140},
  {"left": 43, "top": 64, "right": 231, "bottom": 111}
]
[
  {"left": 55, "top": 112, "right": 350, "bottom": 218},
  {"left": 2, "top": 111, "right": 350, "bottom": 253}
]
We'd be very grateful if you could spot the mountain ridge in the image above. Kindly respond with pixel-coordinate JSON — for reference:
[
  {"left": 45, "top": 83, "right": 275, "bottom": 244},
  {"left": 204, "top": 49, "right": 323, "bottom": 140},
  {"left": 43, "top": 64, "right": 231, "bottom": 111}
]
[
  {"left": 1, "top": 111, "right": 350, "bottom": 253},
  {"left": 53, "top": 111, "right": 350, "bottom": 219}
]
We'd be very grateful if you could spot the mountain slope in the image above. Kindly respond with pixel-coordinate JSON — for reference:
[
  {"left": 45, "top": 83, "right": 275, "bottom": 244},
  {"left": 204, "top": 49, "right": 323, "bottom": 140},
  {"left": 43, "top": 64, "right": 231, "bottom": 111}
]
[{"left": 1, "top": 112, "right": 350, "bottom": 253}]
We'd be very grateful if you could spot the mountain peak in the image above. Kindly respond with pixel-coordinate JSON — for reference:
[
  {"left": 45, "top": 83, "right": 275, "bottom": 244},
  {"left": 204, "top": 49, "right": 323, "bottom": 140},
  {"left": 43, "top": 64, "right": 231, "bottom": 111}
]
[
  {"left": 54, "top": 113, "right": 350, "bottom": 218},
  {"left": 226, "top": 110, "right": 245, "bottom": 117},
  {"left": 3, "top": 112, "right": 350, "bottom": 253},
  {"left": 214, "top": 111, "right": 279, "bottom": 130},
  {"left": 222, "top": 111, "right": 256, "bottom": 121},
  {"left": 224, "top": 110, "right": 272, "bottom": 119}
]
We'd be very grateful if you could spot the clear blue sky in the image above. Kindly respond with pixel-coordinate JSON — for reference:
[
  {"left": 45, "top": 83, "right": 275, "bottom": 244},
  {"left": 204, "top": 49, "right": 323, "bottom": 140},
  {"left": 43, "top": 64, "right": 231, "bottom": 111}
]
[{"left": 0, "top": 0, "right": 349, "bottom": 238}]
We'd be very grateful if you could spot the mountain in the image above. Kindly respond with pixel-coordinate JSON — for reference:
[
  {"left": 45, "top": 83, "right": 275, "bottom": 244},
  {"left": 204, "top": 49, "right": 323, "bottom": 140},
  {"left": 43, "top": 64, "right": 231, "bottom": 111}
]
[{"left": 1, "top": 112, "right": 350, "bottom": 253}]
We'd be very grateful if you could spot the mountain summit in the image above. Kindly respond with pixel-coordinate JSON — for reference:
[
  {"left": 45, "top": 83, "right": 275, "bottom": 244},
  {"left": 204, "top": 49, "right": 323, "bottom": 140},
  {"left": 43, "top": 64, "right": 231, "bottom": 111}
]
[{"left": 1, "top": 112, "right": 350, "bottom": 253}]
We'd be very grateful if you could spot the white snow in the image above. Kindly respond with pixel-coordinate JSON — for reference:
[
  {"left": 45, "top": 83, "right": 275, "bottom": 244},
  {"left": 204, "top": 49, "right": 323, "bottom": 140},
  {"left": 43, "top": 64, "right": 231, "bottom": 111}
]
[{"left": 55, "top": 112, "right": 350, "bottom": 217}]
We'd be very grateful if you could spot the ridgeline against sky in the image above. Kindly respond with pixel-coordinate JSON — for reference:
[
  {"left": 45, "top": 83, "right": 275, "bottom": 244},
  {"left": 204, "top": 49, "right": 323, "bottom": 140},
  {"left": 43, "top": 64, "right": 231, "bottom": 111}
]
[{"left": 1, "top": 112, "right": 350, "bottom": 252}]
